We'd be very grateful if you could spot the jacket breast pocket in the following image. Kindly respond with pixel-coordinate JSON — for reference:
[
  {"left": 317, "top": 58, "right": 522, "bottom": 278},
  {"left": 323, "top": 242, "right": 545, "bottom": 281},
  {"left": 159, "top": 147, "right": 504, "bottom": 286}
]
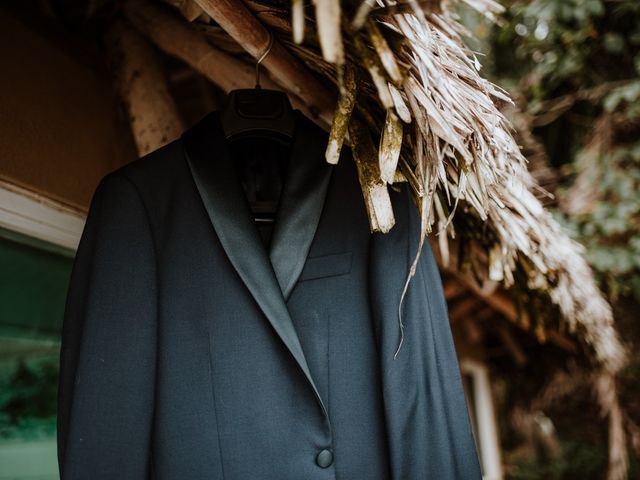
[{"left": 298, "top": 251, "right": 353, "bottom": 282}]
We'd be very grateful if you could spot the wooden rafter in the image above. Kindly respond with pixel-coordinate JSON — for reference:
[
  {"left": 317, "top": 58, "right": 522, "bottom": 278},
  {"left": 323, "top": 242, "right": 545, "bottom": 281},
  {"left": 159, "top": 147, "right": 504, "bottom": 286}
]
[
  {"left": 104, "top": 20, "right": 184, "bottom": 156},
  {"left": 443, "top": 276, "right": 467, "bottom": 301},
  {"left": 447, "top": 269, "right": 577, "bottom": 353},
  {"left": 448, "top": 297, "right": 480, "bottom": 325},
  {"left": 124, "top": 0, "right": 323, "bottom": 127},
  {"left": 115, "top": 0, "right": 397, "bottom": 232},
  {"left": 191, "top": 0, "right": 336, "bottom": 124},
  {"left": 495, "top": 322, "right": 528, "bottom": 367}
]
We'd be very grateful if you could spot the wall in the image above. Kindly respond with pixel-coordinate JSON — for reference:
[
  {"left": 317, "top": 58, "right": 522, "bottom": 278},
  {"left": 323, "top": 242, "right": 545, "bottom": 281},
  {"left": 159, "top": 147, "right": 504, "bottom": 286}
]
[{"left": 0, "top": 8, "right": 137, "bottom": 212}]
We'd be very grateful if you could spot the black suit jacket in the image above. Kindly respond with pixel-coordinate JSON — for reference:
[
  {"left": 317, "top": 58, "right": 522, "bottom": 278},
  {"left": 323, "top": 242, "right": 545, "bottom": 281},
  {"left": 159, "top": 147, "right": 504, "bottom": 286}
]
[{"left": 57, "top": 110, "right": 483, "bottom": 479}]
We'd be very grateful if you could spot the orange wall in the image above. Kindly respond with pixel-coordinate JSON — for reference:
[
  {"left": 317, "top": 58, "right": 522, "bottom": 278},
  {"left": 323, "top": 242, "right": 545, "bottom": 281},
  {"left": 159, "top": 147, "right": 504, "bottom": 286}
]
[{"left": 0, "top": 9, "right": 137, "bottom": 212}]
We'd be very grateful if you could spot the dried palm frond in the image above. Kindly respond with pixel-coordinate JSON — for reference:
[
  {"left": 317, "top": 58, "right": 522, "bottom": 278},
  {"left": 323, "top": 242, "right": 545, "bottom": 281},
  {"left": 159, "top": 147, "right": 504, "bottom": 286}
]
[
  {"left": 148, "top": 0, "right": 627, "bottom": 375},
  {"left": 309, "top": 0, "right": 627, "bottom": 374}
]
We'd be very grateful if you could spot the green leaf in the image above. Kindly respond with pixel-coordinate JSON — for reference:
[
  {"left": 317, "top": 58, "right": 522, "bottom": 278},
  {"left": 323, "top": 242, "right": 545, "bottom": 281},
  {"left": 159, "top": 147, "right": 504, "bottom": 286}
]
[{"left": 603, "top": 33, "right": 625, "bottom": 53}]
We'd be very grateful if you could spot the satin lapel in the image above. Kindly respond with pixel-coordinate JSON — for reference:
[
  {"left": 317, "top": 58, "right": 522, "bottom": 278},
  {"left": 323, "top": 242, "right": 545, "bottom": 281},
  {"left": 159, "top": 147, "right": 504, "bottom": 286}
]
[
  {"left": 269, "top": 110, "right": 334, "bottom": 300},
  {"left": 181, "top": 111, "right": 328, "bottom": 418}
]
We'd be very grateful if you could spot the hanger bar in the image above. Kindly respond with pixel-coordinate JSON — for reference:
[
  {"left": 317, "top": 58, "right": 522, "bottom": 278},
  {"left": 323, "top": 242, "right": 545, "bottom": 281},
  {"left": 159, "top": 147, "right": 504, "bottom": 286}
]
[
  {"left": 255, "top": 31, "right": 274, "bottom": 89},
  {"left": 123, "top": 0, "right": 331, "bottom": 132},
  {"left": 192, "top": 0, "right": 336, "bottom": 125}
]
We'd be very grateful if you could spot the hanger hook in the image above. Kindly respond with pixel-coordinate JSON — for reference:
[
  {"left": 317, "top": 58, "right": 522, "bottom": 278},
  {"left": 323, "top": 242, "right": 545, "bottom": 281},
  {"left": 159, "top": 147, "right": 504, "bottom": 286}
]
[{"left": 255, "top": 31, "right": 274, "bottom": 89}]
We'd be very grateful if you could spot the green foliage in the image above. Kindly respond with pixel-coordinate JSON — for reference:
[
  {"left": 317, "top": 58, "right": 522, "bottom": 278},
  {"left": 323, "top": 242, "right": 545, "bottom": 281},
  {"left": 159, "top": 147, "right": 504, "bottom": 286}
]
[
  {"left": 488, "top": 0, "right": 640, "bottom": 302},
  {"left": 506, "top": 435, "right": 640, "bottom": 479},
  {"left": 603, "top": 79, "right": 640, "bottom": 114},
  {"left": 0, "top": 357, "right": 59, "bottom": 440},
  {"left": 507, "top": 437, "right": 608, "bottom": 479},
  {"left": 470, "top": 2, "right": 640, "bottom": 475},
  {"left": 552, "top": 116, "right": 640, "bottom": 300},
  {"left": 494, "top": 0, "right": 640, "bottom": 95},
  {"left": 561, "top": 121, "right": 640, "bottom": 300}
]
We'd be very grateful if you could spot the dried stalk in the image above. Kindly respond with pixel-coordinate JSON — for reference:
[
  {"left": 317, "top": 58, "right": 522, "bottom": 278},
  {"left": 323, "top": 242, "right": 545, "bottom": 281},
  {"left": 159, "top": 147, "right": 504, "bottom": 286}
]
[
  {"left": 326, "top": 65, "right": 358, "bottom": 164},
  {"left": 291, "top": 0, "right": 305, "bottom": 43},
  {"left": 348, "top": 117, "right": 395, "bottom": 232},
  {"left": 379, "top": 109, "right": 403, "bottom": 183},
  {"left": 366, "top": 20, "right": 403, "bottom": 84},
  {"left": 312, "top": 0, "right": 344, "bottom": 64}
]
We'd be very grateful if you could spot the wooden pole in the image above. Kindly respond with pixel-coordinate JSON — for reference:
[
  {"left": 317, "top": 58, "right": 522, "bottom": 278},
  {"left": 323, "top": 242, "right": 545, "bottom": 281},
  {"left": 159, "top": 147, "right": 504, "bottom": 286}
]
[
  {"left": 124, "top": 0, "right": 326, "bottom": 130},
  {"left": 192, "top": 0, "right": 336, "bottom": 124},
  {"left": 495, "top": 322, "right": 528, "bottom": 367},
  {"left": 446, "top": 267, "right": 577, "bottom": 353},
  {"left": 126, "top": 0, "right": 266, "bottom": 93},
  {"left": 105, "top": 20, "right": 184, "bottom": 156},
  {"left": 448, "top": 297, "right": 479, "bottom": 324}
]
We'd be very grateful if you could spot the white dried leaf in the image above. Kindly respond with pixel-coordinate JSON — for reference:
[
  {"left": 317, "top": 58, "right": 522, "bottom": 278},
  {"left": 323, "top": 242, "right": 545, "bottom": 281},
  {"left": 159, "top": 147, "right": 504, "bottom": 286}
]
[{"left": 379, "top": 109, "right": 403, "bottom": 183}]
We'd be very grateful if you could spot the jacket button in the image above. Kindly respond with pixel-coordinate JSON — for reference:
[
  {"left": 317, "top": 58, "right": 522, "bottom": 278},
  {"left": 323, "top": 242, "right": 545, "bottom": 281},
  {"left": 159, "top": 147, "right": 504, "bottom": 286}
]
[{"left": 316, "top": 449, "right": 333, "bottom": 468}]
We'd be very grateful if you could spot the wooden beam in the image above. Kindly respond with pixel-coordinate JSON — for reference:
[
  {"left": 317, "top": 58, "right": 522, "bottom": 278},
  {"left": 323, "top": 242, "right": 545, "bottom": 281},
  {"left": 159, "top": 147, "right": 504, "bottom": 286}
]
[
  {"left": 124, "top": 0, "right": 326, "bottom": 130},
  {"left": 495, "top": 322, "right": 528, "bottom": 367},
  {"left": 461, "top": 315, "right": 485, "bottom": 344},
  {"left": 179, "top": 0, "right": 205, "bottom": 21},
  {"left": 443, "top": 277, "right": 467, "bottom": 302},
  {"left": 447, "top": 269, "right": 577, "bottom": 353},
  {"left": 125, "top": 0, "right": 264, "bottom": 93},
  {"left": 448, "top": 270, "right": 522, "bottom": 323},
  {"left": 448, "top": 297, "right": 479, "bottom": 324},
  {"left": 104, "top": 20, "right": 184, "bottom": 156},
  {"left": 192, "top": 0, "right": 336, "bottom": 124},
  {"left": 545, "top": 330, "right": 578, "bottom": 353}
]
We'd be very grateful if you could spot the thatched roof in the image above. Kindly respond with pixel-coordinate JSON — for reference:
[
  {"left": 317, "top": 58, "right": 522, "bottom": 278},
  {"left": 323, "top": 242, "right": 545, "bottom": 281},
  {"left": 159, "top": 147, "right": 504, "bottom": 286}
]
[{"left": 110, "top": 0, "right": 627, "bottom": 374}]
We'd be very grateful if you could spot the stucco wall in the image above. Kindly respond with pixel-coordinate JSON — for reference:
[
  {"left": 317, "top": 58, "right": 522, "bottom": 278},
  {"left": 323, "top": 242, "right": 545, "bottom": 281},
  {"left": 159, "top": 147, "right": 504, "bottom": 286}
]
[{"left": 0, "top": 9, "right": 137, "bottom": 212}]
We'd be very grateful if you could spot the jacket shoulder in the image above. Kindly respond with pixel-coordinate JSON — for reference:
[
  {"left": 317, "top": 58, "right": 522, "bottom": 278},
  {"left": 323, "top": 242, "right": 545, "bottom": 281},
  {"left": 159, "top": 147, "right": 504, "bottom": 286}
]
[
  {"left": 107, "top": 138, "right": 186, "bottom": 186},
  {"left": 85, "top": 138, "right": 190, "bottom": 229}
]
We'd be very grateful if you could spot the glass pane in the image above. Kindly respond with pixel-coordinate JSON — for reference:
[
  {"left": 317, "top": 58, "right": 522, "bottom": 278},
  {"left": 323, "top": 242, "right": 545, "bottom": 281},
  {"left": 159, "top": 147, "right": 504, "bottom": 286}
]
[{"left": 0, "top": 228, "right": 73, "bottom": 480}]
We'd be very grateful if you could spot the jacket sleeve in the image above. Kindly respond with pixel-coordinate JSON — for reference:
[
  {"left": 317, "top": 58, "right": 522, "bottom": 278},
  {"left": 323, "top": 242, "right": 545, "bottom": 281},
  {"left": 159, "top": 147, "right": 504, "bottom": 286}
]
[
  {"left": 57, "top": 172, "right": 157, "bottom": 479},
  {"left": 368, "top": 183, "right": 483, "bottom": 479}
]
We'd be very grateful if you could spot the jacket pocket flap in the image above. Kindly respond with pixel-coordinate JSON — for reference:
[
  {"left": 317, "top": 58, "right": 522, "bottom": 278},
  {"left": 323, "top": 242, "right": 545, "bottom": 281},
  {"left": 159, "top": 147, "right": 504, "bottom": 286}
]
[{"left": 298, "top": 251, "right": 353, "bottom": 281}]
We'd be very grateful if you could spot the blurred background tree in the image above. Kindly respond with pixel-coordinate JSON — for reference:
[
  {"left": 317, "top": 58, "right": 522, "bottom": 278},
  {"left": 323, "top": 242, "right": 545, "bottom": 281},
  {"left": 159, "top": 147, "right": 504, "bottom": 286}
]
[
  {"left": 460, "top": 0, "right": 640, "bottom": 477},
  {"left": 490, "top": 0, "right": 640, "bottom": 299}
]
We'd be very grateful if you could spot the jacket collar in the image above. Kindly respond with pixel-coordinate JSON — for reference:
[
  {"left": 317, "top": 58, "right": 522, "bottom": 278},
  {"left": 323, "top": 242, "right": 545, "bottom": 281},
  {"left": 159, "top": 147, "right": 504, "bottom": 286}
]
[{"left": 181, "top": 109, "right": 333, "bottom": 417}]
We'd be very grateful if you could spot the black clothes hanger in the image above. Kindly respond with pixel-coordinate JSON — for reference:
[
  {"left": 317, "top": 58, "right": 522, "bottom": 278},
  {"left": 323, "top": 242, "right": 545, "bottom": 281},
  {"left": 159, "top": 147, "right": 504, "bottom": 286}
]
[
  {"left": 219, "top": 32, "right": 296, "bottom": 145},
  {"left": 219, "top": 32, "right": 295, "bottom": 243}
]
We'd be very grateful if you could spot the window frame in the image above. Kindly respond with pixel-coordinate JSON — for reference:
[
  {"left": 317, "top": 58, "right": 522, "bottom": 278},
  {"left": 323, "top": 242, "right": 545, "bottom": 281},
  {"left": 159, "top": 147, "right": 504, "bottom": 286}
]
[
  {"left": 0, "top": 180, "right": 85, "bottom": 251},
  {"left": 460, "top": 358, "right": 504, "bottom": 480}
]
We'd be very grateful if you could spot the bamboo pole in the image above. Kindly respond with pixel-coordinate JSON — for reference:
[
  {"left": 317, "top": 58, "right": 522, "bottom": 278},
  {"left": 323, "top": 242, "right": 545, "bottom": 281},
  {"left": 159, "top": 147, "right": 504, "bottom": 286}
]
[
  {"left": 178, "top": 0, "right": 205, "bottom": 22},
  {"left": 124, "top": 0, "right": 326, "bottom": 130},
  {"left": 126, "top": 0, "right": 266, "bottom": 93},
  {"left": 192, "top": 0, "right": 336, "bottom": 124},
  {"left": 104, "top": 20, "right": 184, "bottom": 156},
  {"left": 124, "top": 0, "right": 391, "bottom": 231}
]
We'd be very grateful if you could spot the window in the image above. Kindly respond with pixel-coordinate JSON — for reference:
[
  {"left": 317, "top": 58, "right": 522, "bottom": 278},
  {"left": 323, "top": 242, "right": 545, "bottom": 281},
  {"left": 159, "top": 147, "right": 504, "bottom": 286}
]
[{"left": 0, "top": 182, "right": 83, "bottom": 480}]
